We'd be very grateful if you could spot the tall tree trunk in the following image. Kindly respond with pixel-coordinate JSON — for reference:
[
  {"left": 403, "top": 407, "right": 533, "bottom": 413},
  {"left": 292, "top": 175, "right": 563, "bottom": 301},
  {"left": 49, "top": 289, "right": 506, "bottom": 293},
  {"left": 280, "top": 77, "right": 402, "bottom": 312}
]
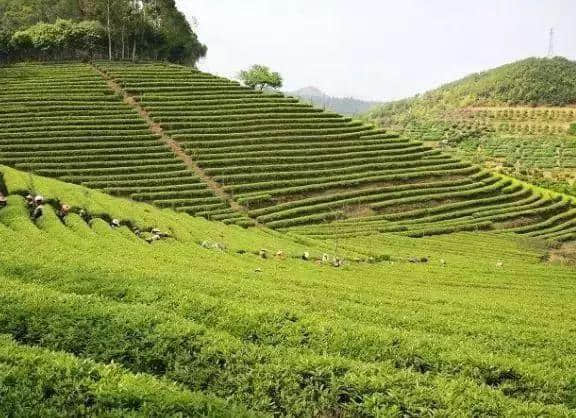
[
  {"left": 132, "top": 36, "right": 137, "bottom": 62},
  {"left": 121, "top": 25, "right": 125, "bottom": 60},
  {"left": 107, "top": 0, "right": 112, "bottom": 61}
]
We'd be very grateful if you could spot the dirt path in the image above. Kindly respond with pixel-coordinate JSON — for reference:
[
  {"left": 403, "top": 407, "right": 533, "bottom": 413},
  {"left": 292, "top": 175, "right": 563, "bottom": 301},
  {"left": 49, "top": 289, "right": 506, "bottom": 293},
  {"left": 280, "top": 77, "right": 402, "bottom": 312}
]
[{"left": 91, "top": 64, "right": 255, "bottom": 222}]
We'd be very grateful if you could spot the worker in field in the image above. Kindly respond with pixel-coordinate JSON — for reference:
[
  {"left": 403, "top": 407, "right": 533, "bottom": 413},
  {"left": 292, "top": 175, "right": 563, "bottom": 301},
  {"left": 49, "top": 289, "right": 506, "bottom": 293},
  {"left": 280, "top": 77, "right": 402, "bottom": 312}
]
[
  {"left": 79, "top": 209, "right": 91, "bottom": 222},
  {"left": 31, "top": 195, "right": 44, "bottom": 220},
  {"left": 0, "top": 193, "right": 6, "bottom": 208},
  {"left": 58, "top": 204, "right": 71, "bottom": 219},
  {"left": 152, "top": 227, "right": 172, "bottom": 240},
  {"left": 146, "top": 233, "right": 161, "bottom": 243},
  {"left": 111, "top": 219, "right": 121, "bottom": 228},
  {"left": 151, "top": 227, "right": 170, "bottom": 238},
  {"left": 25, "top": 194, "right": 34, "bottom": 208}
]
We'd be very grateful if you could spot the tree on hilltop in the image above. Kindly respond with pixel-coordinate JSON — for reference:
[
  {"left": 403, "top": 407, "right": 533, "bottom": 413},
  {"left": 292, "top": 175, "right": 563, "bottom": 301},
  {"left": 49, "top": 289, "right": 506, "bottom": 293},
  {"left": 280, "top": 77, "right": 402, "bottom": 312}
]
[{"left": 239, "top": 65, "right": 283, "bottom": 91}]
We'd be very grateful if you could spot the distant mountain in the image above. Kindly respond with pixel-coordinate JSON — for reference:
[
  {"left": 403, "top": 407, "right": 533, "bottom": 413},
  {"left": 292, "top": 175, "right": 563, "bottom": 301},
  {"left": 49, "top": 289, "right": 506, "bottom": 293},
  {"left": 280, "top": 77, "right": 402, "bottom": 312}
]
[{"left": 289, "top": 86, "right": 381, "bottom": 116}]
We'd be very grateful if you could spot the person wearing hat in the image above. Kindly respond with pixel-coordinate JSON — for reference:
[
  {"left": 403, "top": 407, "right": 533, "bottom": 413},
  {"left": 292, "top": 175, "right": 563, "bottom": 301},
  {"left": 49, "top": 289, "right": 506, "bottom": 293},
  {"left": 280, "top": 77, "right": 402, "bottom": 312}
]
[
  {"left": 31, "top": 196, "right": 44, "bottom": 220},
  {"left": 151, "top": 227, "right": 170, "bottom": 239},
  {"left": 111, "top": 219, "right": 120, "bottom": 228},
  {"left": 58, "top": 204, "right": 71, "bottom": 219},
  {"left": 25, "top": 194, "right": 35, "bottom": 208},
  {"left": 0, "top": 193, "right": 7, "bottom": 208}
]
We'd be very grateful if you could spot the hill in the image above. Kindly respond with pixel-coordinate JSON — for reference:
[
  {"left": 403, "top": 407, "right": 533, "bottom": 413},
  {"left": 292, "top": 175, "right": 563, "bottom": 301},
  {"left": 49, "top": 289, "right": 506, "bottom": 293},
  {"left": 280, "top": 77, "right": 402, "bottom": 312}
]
[
  {"left": 367, "top": 57, "right": 576, "bottom": 132},
  {"left": 1, "top": 164, "right": 576, "bottom": 415},
  {"left": 365, "top": 57, "right": 576, "bottom": 197},
  {"left": 2, "top": 62, "right": 576, "bottom": 241},
  {"left": 290, "top": 86, "right": 381, "bottom": 115},
  {"left": 423, "top": 56, "right": 576, "bottom": 107}
]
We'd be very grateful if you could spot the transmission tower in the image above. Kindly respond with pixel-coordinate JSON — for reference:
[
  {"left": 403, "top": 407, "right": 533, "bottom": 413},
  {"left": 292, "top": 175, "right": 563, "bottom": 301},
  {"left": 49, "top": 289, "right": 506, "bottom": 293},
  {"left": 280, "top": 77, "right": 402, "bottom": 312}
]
[{"left": 547, "top": 28, "right": 555, "bottom": 58}]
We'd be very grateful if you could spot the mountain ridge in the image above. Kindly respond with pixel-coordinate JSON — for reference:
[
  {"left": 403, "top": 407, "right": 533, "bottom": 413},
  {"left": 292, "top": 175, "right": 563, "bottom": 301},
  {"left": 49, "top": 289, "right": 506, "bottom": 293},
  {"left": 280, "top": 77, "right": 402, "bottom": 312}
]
[{"left": 289, "top": 86, "right": 382, "bottom": 115}]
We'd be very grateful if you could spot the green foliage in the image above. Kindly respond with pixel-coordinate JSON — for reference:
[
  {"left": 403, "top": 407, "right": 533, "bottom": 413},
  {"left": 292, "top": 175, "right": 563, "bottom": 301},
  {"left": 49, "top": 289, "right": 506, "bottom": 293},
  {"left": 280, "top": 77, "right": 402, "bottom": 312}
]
[
  {"left": 367, "top": 57, "right": 576, "bottom": 134},
  {"left": 429, "top": 57, "right": 576, "bottom": 107},
  {"left": 0, "top": 336, "right": 248, "bottom": 417},
  {"left": 11, "top": 19, "right": 105, "bottom": 59},
  {"left": 239, "top": 64, "right": 283, "bottom": 91},
  {"left": 0, "top": 0, "right": 206, "bottom": 65},
  {"left": 3, "top": 61, "right": 576, "bottom": 236}
]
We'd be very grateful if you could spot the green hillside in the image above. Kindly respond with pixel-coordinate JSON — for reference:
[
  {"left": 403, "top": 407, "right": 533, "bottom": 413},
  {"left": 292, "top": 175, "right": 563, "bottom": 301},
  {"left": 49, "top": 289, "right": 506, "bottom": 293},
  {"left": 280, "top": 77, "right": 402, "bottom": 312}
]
[
  {"left": 423, "top": 57, "right": 576, "bottom": 107},
  {"left": 1, "top": 164, "right": 576, "bottom": 416},
  {"left": 1, "top": 60, "right": 576, "bottom": 415},
  {"left": 2, "top": 62, "right": 576, "bottom": 241},
  {"left": 371, "top": 57, "right": 576, "bottom": 116},
  {"left": 367, "top": 57, "right": 576, "bottom": 134},
  {"left": 366, "top": 57, "right": 576, "bottom": 198}
]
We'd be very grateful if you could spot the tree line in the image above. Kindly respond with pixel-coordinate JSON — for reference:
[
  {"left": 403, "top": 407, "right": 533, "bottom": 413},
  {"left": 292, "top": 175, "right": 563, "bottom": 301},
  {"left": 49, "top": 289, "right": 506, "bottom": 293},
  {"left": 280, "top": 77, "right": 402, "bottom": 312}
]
[{"left": 0, "top": 0, "right": 206, "bottom": 65}]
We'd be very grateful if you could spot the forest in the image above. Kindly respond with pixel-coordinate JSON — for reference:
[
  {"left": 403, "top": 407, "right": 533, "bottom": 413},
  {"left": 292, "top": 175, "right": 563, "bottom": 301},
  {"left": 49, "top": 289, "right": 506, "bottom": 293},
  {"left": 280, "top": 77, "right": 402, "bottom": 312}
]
[{"left": 0, "top": 0, "right": 206, "bottom": 65}]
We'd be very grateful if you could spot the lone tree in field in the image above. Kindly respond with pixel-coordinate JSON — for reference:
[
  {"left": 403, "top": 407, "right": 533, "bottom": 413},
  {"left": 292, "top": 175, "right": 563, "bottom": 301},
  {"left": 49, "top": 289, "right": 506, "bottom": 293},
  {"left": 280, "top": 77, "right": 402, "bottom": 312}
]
[{"left": 239, "top": 65, "right": 283, "bottom": 91}]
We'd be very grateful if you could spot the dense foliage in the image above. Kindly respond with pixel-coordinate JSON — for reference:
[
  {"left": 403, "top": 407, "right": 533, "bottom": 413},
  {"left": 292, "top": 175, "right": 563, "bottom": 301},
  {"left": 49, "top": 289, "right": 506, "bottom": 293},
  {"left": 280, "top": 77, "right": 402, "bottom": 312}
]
[
  {"left": 430, "top": 57, "right": 576, "bottom": 107},
  {"left": 10, "top": 19, "right": 105, "bottom": 60},
  {"left": 1, "top": 58, "right": 576, "bottom": 414},
  {"left": 0, "top": 0, "right": 206, "bottom": 64},
  {"left": 3, "top": 62, "right": 576, "bottom": 237},
  {"left": 367, "top": 57, "right": 576, "bottom": 132},
  {"left": 239, "top": 64, "right": 283, "bottom": 91}
]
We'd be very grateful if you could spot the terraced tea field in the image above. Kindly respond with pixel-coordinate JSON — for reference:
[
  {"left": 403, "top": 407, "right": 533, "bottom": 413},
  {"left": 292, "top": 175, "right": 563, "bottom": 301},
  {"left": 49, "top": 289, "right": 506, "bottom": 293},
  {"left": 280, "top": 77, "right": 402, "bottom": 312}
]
[
  {"left": 0, "top": 63, "right": 249, "bottom": 225},
  {"left": 1, "top": 62, "right": 576, "bottom": 241},
  {"left": 94, "top": 62, "right": 576, "bottom": 239},
  {"left": 400, "top": 107, "right": 576, "bottom": 144},
  {"left": 455, "top": 107, "right": 576, "bottom": 135},
  {"left": 0, "top": 164, "right": 575, "bottom": 416},
  {"left": 460, "top": 136, "right": 576, "bottom": 170}
]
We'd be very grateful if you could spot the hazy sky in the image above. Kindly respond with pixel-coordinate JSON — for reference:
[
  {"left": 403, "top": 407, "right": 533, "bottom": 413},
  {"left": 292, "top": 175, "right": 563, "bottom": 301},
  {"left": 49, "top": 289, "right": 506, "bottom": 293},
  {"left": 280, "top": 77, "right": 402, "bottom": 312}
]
[{"left": 176, "top": 0, "right": 576, "bottom": 101}]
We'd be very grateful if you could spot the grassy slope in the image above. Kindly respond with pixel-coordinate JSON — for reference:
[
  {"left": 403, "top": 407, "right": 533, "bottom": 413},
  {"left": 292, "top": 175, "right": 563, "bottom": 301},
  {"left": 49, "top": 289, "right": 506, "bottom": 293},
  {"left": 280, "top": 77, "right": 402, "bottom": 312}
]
[
  {"left": 0, "top": 165, "right": 575, "bottom": 416},
  {"left": 366, "top": 57, "right": 576, "bottom": 198},
  {"left": 367, "top": 57, "right": 576, "bottom": 131},
  {"left": 4, "top": 62, "right": 576, "bottom": 239},
  {"left": 370, "top": 57, "right": 576, "bottom": 117},
  {"left": 423, "top": 57, "right": 576, "bottom": 107}
]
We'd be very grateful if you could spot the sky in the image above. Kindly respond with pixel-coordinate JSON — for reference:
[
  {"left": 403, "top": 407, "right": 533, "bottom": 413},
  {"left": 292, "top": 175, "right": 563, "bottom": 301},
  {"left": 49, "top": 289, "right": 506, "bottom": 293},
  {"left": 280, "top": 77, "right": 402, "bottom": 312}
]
[{"left": 175, "top": 0, "right": 576, "bottom": 102}]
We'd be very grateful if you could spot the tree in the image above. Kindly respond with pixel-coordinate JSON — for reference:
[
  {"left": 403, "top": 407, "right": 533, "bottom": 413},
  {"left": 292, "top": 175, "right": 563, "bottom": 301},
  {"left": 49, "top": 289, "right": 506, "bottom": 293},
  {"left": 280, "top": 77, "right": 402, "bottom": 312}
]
[
  {"left": 10, "top": 19, "right": 105, "bottom": 60},
  {"left": 239, "top": 65, "right": 283, "bottom": 91},
  {"left": 106, "top": 0, "right": 112, "bottom": 60},
  {"left": 0, "top": 0, "right": 206, "bottom": 65}
]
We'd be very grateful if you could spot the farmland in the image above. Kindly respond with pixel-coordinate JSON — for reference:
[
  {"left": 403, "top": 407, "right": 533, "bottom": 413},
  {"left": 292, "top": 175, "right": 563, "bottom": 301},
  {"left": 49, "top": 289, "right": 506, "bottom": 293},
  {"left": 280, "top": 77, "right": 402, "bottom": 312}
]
[
  {"left": 1, "top": 0, "right": 576, "bottom": 413},
  {"left": 1, "top": 164, "right": 576, "bottom": 416},
  {"left": 0, "top": 63, "right": 248, "bottom": 224},
  {"left": 0, "top": 59, "right": 575, "bottom": 416},
  {"left": 0, "top": 63, "right": 575, "bottom": 241},
  {"left": 366, "top": 57, "right": 576, "bottom": 199}
]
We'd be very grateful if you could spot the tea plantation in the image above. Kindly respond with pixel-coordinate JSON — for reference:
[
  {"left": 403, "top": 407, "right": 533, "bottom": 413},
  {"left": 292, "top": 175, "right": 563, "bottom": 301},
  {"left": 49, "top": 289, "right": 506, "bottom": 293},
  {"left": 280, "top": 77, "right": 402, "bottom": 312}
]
[
  {"left": 365, "top": 57, "right": 576, "bottom": 199},
  {"left": 2, "top": 62, "right": 576, "bottom": 239},
  {"left": 1, "top": 164, "right": 576, "bottom": 416},
  {"left": 1, "top": 61, "right": 576, "bottom": 416}
]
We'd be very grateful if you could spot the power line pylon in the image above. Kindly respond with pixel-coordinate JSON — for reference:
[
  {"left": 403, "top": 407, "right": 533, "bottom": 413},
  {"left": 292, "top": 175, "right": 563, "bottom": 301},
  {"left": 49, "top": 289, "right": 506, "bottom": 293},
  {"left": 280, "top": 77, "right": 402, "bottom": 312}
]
[{"left": 547, "top": 28, "right": 555, "bottom": 58}]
